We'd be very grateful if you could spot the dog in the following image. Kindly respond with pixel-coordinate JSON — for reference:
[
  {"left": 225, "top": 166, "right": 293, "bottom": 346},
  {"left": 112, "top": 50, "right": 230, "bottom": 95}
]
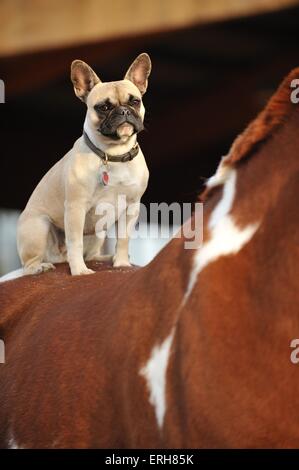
[{"left": 17, "top": 53, "right": 151, "bottom": 276}]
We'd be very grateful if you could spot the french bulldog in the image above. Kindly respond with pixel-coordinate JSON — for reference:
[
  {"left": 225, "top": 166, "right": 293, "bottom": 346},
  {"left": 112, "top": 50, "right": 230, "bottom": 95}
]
[{"left": 17, "top": 53, "right": 151, "bottom": 276}]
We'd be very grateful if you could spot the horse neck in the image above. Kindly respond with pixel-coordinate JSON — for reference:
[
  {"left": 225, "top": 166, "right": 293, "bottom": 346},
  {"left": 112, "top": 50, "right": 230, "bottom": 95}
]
[
  {"left": 187, "top": 106, "right": 299, "bottom": 304},
  {"left": 151, "top": 107, "right": 299, "bottom": 313}
]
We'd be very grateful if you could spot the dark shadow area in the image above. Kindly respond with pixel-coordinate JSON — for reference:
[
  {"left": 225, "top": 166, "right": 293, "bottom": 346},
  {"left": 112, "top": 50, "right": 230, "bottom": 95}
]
[{"left": 1, "top": 4, "right": 299, "bottom": 209}]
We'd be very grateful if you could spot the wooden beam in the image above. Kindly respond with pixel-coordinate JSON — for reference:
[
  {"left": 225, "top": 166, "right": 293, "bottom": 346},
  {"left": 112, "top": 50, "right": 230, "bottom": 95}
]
[{"left": 0, "top": 0, "right": 297, "bottom": 57}]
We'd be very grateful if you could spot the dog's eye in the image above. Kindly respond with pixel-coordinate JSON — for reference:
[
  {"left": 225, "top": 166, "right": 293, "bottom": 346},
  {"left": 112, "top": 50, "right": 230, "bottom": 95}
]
[
  {"left": 94, "top": 103, "right": 112, "bottom": 113},
  {"left": 131, "top": 98, "right": 141, "bottom": 106}
]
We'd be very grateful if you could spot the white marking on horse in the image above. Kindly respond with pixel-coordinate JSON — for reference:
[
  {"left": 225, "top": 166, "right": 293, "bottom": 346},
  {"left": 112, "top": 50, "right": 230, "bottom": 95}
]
[
  {"left": 206, "top": 158, "right": 230, "bottom": 189},
  {"left": 140, "top": 328, "right": 175, "bottom": 430},
  {"left": 184, "top": 169, "right": 260, "bottom": 302},
  {"left": 0, "top": 268, "right": 24, "bottom": 283}
]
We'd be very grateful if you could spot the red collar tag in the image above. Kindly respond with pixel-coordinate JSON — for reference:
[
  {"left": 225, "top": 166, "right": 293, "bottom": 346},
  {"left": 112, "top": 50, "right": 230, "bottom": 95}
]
[{"left": 101, "top": 170, "right": 109, "bottom": 185}]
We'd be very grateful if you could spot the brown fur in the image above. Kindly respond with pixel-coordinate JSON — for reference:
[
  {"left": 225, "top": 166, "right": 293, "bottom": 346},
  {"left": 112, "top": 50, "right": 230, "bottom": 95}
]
[{"left": 0, "top": 239, "right": 193, "bottom": 448}]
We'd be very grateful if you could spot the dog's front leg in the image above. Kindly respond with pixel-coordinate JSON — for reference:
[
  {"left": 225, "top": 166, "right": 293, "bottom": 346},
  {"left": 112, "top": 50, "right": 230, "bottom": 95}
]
[
  {"left": 113, "top": 202, "right": 140, "bottom": 268},
  {"left": 65, "top": 202, "right": 95, "bottom": 275}
]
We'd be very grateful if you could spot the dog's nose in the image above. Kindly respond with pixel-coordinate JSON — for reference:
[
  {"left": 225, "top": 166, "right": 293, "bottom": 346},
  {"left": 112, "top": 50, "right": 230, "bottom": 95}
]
[{"left": 116, "top": 106, "right": 131, "bottom": 116}]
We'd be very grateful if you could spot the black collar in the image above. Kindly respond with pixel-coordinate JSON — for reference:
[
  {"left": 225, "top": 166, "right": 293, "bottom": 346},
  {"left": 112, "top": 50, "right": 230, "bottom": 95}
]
[{"left": 83, "top": 131, "right": 139, "bottom": 163}]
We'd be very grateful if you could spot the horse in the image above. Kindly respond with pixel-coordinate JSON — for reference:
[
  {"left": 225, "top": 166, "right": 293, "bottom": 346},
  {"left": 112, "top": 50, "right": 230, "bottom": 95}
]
[{"left": 0, "top": 67, "right": 299, "bottom": 448}]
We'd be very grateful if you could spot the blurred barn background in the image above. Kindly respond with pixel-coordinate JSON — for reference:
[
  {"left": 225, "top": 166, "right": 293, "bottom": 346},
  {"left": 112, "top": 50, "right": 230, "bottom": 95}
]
[{"left": 1, "top": 0, "right": 299, "bottom": 273}]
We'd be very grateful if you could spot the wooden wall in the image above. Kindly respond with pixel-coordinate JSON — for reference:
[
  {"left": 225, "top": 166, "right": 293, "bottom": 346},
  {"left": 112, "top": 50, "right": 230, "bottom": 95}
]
[{"left": 0, "top": 0, "right": 297, "bottom": 57}]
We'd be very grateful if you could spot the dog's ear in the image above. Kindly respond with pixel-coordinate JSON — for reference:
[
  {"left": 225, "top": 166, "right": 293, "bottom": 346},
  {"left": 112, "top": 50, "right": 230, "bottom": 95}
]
[
  {"left": 71, "top": 60, "right": 101, "bottom": 102},
  {"left": 124, "top": 53, "right": 151, "bottom": 95}
]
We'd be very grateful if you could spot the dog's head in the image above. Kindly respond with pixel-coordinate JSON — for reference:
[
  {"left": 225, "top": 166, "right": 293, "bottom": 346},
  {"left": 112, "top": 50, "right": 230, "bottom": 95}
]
[{"left": 71, "top": 53, "right": 151, "bottom": 144}]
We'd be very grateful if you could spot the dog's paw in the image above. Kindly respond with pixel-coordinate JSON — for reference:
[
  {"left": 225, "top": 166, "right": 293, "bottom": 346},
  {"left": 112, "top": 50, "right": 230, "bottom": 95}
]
[
  {"left": 71, "top": 267, "right": 95, "bottom": 276},
  {"left": 113, "top": 256, "right": 131, "bottom": 268},
  {"left": 24, "top": 262, "right": 56, "bottom": 275}
]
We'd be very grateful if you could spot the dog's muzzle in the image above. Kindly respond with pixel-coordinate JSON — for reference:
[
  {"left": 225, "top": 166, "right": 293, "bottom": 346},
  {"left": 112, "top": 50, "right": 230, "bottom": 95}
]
[{"left": 100, "top": 106, "right": 144, "bottom": 139}]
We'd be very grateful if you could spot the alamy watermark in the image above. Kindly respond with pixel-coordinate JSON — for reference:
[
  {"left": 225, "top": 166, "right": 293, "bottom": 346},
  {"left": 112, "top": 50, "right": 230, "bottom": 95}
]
[
  {"left": 290, "top": 339, "right": 299, "bottom": 364},
  {"left": 0, "top": 339, "right": 5, "bottom": 364},
  {"left": 290, "top": 79, "right": 299, "bottom": 103},
  {"left": 95, "top": 196, "right": 203, "bottom": 250},
  {"left": 0, "top": 79, "right": 5, "bottom": 103}
]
